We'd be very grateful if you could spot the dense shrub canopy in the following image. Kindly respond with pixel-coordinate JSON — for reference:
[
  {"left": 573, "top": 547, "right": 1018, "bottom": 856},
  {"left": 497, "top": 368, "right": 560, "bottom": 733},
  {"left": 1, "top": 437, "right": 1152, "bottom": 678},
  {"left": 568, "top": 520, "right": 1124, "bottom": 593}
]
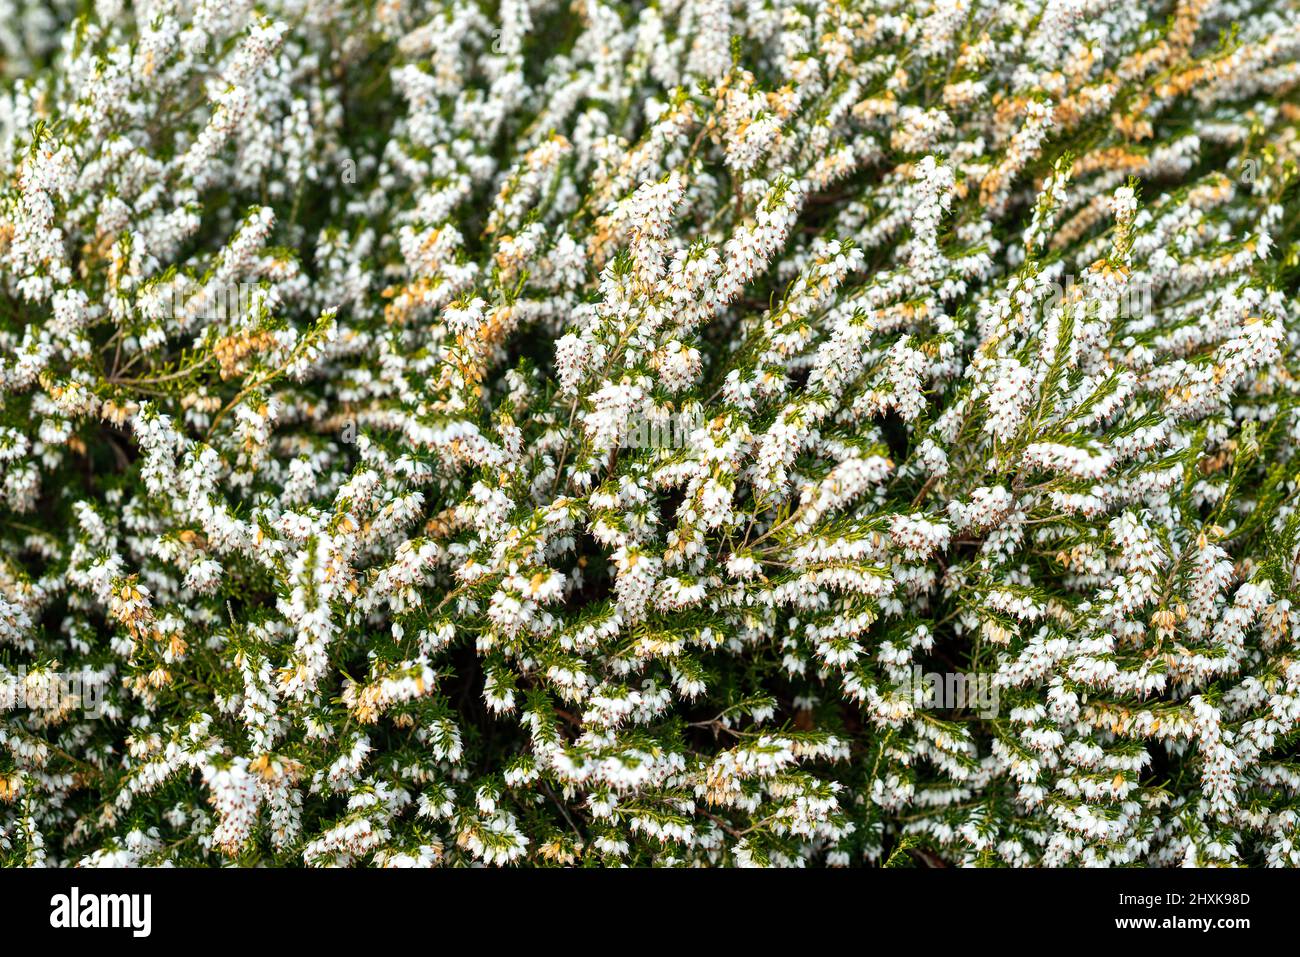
[{"left": 1, "top": 0, "right": 1299, "bottom": 867}]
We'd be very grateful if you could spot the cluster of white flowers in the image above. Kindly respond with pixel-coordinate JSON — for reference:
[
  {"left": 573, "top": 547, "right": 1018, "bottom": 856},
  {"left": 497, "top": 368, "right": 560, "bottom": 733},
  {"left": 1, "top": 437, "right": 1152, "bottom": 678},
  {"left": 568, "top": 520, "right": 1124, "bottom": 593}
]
[{"left": 0, "top": 0, "right": 1298, "bottom": 869}]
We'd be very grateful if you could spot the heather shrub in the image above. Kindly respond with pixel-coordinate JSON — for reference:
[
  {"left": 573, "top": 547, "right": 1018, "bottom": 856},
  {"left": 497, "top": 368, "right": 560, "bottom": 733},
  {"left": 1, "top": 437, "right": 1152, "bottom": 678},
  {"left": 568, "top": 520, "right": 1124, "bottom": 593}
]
[{"left": 1, "top": 0, "right": 1299, "bottom": 867}]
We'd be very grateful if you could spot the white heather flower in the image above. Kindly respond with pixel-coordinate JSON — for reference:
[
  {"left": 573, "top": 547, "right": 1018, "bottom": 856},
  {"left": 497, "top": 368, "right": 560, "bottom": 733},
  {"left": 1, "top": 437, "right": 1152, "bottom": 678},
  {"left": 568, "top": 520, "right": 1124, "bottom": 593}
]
[{"left": 1, "top": 0, "right": 1298, "bottom": 873}]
